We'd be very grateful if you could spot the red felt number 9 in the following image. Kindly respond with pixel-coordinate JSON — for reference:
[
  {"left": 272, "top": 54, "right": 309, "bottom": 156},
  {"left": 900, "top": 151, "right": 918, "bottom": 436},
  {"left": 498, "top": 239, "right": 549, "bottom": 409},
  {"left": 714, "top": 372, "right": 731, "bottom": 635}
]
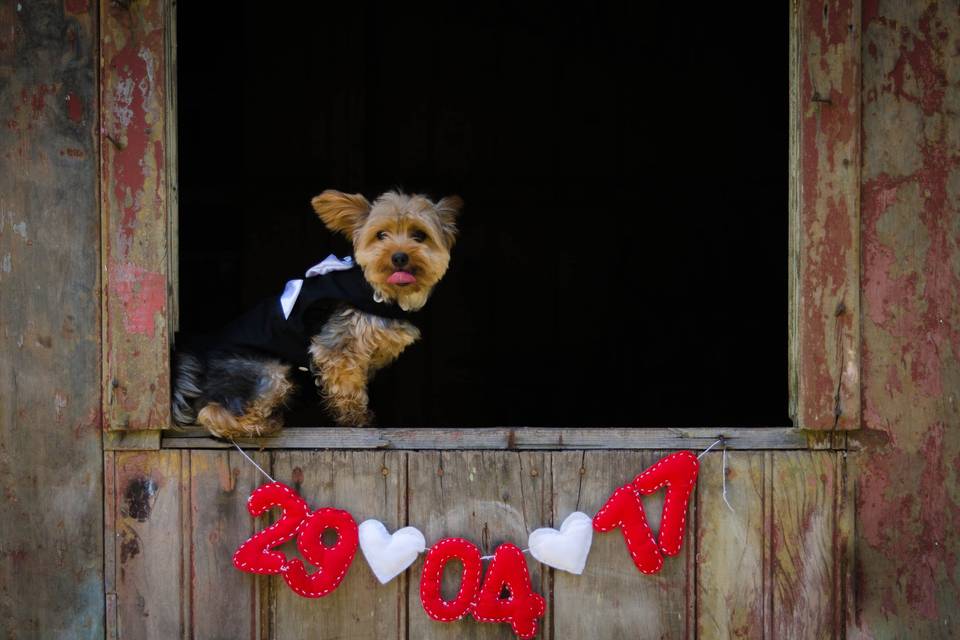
[{"left": 282, "top": 508, "right": 359, "bottom": 598}]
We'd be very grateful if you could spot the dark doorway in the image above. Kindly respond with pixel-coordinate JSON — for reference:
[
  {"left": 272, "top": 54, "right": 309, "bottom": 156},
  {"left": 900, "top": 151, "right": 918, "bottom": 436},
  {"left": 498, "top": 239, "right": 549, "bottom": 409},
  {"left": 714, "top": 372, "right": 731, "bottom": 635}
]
[{"left": 176, "top": 1, "right": 788, "bottom": 427}]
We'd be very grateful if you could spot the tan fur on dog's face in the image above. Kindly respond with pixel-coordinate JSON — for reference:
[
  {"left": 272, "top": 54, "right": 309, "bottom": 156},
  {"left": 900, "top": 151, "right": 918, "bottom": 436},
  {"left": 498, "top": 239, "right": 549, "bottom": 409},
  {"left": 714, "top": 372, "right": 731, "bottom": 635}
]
[{"left": 311, "top": 189, "right": 462, "bottom": 311}]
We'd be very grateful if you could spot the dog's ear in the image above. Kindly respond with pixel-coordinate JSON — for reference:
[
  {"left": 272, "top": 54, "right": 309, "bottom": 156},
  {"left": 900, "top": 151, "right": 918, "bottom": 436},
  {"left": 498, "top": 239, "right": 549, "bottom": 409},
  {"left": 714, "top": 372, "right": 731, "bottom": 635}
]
[
  {"left": 311, "top": 190, "right": 371, "bottom": 237},
  {"left": 434, "top": 195, "right": 463, "bottom": 248}
]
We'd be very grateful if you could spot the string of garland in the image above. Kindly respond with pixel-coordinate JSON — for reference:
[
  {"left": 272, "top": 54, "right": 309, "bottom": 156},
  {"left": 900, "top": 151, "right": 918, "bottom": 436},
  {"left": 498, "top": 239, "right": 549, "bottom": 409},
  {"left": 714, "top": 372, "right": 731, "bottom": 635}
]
[{"left": 230, "top": 440, "right": 718, "bottom": 639}]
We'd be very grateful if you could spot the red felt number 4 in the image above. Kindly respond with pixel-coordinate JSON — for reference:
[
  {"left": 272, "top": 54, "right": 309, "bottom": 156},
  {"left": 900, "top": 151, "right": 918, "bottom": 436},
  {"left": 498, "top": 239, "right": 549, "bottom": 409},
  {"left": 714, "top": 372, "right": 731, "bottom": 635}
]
[{"left": 592, "top": 451, "right": 699, "bottom": 574}]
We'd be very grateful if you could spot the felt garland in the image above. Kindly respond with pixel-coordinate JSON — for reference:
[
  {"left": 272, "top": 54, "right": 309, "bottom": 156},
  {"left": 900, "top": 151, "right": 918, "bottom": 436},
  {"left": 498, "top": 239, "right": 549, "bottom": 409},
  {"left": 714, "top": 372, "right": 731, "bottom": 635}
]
[
  {"left": 281, "top": 508, "right": 358, "bottom": 598},
  {"left": 473, "top": 543, "right": 546, "bottom": 639},
  {"left": 232, "top": 450, "right": 701, "bottom": 639},
  {"left": 419, "top": 538, "right": 483, "bottom": 622}
]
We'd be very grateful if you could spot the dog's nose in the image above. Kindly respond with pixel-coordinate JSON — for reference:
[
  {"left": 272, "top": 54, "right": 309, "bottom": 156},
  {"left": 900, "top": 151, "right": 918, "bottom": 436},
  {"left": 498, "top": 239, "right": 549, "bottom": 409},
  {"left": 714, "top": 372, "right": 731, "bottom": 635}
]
[{"left": 391, "top": 252, "right": 409, "bottom": 269}]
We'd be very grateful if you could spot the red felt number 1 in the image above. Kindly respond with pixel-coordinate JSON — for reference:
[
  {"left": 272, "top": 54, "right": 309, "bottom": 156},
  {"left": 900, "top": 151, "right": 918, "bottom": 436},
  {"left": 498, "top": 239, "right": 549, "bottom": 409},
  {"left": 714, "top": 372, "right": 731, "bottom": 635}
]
[{"left": 592, "top": 484, "right": 664, "bottom": 574}]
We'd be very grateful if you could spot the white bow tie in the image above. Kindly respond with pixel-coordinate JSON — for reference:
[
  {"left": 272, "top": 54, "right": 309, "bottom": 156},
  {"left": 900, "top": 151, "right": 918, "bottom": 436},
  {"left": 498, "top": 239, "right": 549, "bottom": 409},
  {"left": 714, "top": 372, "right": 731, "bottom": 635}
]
[{"left": 279, "top": 254, "right": 355, "bottom": 319}]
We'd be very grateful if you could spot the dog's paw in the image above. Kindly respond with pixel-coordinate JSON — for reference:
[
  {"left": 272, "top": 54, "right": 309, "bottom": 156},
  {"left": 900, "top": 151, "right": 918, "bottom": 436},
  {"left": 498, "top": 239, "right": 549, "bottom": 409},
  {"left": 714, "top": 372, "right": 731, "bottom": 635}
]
[{"left": 333, "top": 407, "right": 376, "bottom": 428}]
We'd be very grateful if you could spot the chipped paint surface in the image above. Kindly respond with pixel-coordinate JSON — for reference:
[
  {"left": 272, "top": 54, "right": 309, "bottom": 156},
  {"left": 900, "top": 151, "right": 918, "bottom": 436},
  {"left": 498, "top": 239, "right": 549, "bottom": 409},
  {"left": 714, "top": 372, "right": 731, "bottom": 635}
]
[
  {"left": 109, "top": 260, "right": 166, "bottom": 337},
  {"left": 0, "top": 0, "right": 103, "bottom": 636},
  {"left": 101, "top": 0, "right": 171, "bottom": 429},
  {"left": 793, "top": 0, "right": 862, "bottom": 429},
  {"left": 855, "top": 0, "right": 960, "bottom": 636}
]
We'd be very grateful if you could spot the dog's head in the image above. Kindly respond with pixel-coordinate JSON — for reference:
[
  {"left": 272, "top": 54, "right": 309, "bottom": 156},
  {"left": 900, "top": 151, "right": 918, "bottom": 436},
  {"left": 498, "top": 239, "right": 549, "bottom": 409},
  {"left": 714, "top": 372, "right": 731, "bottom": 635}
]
[{"left": 311, "top": 189, "right": 462, "bottom": 311}]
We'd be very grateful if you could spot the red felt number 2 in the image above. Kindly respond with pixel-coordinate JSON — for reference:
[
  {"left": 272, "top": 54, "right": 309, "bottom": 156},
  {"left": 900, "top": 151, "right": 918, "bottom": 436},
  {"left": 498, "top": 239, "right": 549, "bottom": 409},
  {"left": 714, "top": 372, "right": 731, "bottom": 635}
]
[{"left": 233, "top": 482, "right": 310, "bottom": 574}]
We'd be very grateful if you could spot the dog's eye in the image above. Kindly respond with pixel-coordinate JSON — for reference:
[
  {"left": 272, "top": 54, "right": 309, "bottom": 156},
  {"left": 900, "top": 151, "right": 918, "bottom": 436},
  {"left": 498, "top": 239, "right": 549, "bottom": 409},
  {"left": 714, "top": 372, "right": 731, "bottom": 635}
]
[
  {"left": 376, "top": 231, "right": 388, "bottom": 241},
  {"left": 411, "top": 230, "right": 428, "bottom": 243}
]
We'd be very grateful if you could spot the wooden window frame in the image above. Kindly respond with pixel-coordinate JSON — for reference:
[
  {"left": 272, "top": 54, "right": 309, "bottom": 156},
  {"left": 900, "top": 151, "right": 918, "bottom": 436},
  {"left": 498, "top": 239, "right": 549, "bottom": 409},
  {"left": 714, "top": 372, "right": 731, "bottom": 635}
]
[{"left": 100, "top": 0, "right": 862, "bottom": 449}]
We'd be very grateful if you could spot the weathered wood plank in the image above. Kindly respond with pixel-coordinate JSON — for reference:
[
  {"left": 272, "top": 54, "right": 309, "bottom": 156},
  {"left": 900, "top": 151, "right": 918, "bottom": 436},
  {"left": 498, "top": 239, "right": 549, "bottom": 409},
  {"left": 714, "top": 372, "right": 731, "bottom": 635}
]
[
  {"left": 0, "top": 1, "right": 103, "bottom": 636},
  {"left": 789, "top": 0, "right": 862, "bottom": 429},
  {"left": 269, "top": 451, "right": 405, "bottom": 640},
  {"left": 696, "top": 451, "right": 767, "bottom": 639},
  {"left": 105, "top": 451, "right": 119, "bottom": 640},
  {"left": 407, "top": 451, "right": 551, "bottom": 639},
  {"left": 771, "top": 451, "right": 837, "bottom": 638},
  {"left": 552, "top": 451, "right": 690, "bottom": 638},
  {"left": 105, "top": 429, "right": 162, "bottom": 450},
  {"left": 163, "top": 426, "right": 811, "bottom": 451},
  {"left": 101, "top": 0, "right": 173, "bottom": 429},
  {"left": 114, "top": 451, "right": 184, "bottom": 639},
  {"left": 856, "top": 2, "right": 960, "bottom": 636},
  {"left": 190, "top": 450, "right": 268, "bottom": 640}
]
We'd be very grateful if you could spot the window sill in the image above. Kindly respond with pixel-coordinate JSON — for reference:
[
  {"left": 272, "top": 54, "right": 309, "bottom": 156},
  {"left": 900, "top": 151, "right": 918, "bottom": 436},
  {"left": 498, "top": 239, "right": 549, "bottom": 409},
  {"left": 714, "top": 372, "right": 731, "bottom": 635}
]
[{"left": 160, "top": 426, "right": 829, "bottom": 451}]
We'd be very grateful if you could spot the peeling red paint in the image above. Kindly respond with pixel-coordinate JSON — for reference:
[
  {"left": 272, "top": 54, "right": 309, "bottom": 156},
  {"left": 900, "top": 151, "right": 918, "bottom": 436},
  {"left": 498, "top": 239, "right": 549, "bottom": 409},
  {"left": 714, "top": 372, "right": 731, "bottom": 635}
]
[
  {"left": 26, "top": 84, "right": 55, "bottom": 119},
  {"left": 101, "top": 0, "right": 171, "bottom": 429},
  {"left": 65, "top": 92, "right": 83, "bottom": 123},
  {"left": 857, "top": 1, "right": 960, "bottom": 635},
  {"left": 64, "top": 0, "right": 89, "bottom": 15},
  {"left": 109, "top": 261, "right": 165, "bottom": 338},
  {"left": 796, "top": 0, "right": 861, "bottom": 429}
]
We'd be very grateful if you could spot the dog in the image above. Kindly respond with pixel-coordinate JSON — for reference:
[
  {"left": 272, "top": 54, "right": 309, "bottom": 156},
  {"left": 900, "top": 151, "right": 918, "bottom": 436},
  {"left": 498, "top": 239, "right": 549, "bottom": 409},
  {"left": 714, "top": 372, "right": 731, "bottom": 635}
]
[{"left": 171, "top": 189, "right": 462, "bottom": 438}]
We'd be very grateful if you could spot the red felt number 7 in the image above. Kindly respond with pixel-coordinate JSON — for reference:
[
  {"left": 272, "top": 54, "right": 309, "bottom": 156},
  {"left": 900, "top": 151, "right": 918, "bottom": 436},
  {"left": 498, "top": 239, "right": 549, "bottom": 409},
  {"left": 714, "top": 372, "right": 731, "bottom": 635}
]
[{"left": 592, "top": 451, "right": 699, "bottom": 574}]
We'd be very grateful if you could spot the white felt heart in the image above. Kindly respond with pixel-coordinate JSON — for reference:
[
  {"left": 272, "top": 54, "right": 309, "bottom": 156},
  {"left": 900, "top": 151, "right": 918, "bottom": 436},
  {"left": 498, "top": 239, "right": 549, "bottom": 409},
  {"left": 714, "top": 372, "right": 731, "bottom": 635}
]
[
  {"left": 358, "top": 520, "right": 426, "bottom": 584},
  {"left": 527, "top": 512, "right": 594, "bottom": 575}
]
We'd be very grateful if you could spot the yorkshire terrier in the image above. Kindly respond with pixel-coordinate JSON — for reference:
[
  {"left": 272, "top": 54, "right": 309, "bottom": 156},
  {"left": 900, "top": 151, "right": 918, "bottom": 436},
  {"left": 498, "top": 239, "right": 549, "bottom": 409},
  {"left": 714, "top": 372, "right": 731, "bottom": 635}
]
[{"left": 172, "top": 189, "right": 462, "bottom": 437}]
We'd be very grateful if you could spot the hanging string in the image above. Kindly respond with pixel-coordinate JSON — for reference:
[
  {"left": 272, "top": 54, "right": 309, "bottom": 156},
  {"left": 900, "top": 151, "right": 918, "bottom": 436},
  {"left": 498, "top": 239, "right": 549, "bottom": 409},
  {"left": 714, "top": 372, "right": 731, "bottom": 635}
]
[
  {"left": 228, "top": 435, "right": 730, "bottom": 558},
  {"left": 698, "top": 438, "right": 723, "bottom": 459},
  {"left": 231, "top": 439, "right": 276, "bottom": 483},
  {"left": 697, "top": 437, "right": 735, "bottom": 513},
  {"left": 721, "top": 443, "right": 735, "bottom": 513}
]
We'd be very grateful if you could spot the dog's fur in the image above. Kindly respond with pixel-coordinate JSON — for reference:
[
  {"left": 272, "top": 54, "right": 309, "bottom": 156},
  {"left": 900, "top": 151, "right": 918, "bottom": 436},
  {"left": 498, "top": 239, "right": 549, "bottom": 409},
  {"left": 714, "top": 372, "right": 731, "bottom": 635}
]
[{"left": 172, "top": 189, "right": 461, "bottom": 437}]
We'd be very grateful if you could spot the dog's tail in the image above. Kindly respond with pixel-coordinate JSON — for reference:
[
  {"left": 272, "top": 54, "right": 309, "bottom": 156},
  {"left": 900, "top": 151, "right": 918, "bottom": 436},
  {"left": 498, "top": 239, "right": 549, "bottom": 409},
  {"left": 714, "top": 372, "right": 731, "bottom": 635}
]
[{"left": 172, "top": 351, "right": 204, "bottom": 425}]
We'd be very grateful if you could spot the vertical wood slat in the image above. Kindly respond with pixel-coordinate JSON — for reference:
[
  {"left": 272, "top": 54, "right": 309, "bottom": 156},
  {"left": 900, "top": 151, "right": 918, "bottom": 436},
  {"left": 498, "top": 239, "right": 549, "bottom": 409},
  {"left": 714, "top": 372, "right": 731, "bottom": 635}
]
[
  {"left": 552, "top": 451, "right": 690, "bottom": 639},
  {"left": 113, "top": 451, "right": 184, "bottom": 639},
  {"left": 695, "top": 451, "right": 845, "bottom": 639},
  {"left": 696, "top": 452, "right": 767, "bottom": 639},
  {"left": 189, "top": 450, "right": 268, "bottom": 640},
  {"left": 270, "top": 451, "right": 406, "bottom": 640},
  {"left": 771, "top": 452, "right": 838, "bottom": 639},
  {"left": 406, "top": 451, "right": 552, "bottom": 639},
  {"left": 789, "top": 0, "right": 862, "bottom": 429},
  {"left": 100, "top": 0, "right": 173, "bottom": 429},
  {"left": 1, "top": 1, "right": 103, "bottom": 636}
]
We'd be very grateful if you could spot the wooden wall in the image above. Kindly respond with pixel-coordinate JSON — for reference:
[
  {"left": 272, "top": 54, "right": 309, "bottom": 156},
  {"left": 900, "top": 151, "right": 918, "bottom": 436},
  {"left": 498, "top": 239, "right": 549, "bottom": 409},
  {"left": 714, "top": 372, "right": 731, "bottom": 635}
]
[
  {"left": 104, "top": 449, "right": 850, "bottom": 639},
  {"left": 852, "top": 1, "right": 960, "bottom": 637},
  {"left": 0, "top": 1, "right": 103, "bottom": 637}
]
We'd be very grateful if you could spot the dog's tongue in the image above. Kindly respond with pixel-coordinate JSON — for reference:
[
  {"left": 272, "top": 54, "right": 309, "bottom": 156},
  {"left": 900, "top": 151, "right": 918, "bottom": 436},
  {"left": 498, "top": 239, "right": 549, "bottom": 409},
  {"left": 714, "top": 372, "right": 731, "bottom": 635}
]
[{"left": 387, "top": 271, "right": 417, "bottom": 285}]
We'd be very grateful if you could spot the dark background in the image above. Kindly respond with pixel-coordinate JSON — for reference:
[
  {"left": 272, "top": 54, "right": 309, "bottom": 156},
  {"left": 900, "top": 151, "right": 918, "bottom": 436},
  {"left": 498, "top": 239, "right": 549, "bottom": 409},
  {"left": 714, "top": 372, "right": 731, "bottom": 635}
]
[{"left": 176, "top": 1, "right": 789, "bottom": 427}]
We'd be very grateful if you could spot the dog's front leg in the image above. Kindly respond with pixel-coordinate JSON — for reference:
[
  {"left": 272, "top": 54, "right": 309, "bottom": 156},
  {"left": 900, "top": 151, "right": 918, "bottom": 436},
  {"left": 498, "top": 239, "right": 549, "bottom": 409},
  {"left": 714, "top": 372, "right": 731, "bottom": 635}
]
[{"left": 311, "top": 351, "right": 375, "bottom": 426}]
